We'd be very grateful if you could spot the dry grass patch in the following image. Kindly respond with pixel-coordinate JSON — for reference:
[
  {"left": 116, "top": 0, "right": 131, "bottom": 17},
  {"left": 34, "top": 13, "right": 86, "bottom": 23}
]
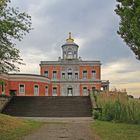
[{"left": 0, "top": 114, "right": 43, "bottom": 140}]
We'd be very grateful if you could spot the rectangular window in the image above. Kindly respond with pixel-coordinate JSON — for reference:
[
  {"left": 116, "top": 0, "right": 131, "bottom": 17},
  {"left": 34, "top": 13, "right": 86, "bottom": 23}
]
[
  {"left": 83, "top": 71, "right": 87, "bottom": 79},
  {"left": 44, "top": 71, "right": 48, "bottom": 77},
  {"left": 52, "top": 71, "right": 57, "bottom": 79},
  {"left": 52, "top": 87, "right": 57, "bottom": 96},
  {"left": 19, "top": 84, "right": 25, "bottom": 94},
  {"left": 75, "top": 73, "right": 78, "bottom": 79},
  {"left": 92, "top": 70, "right": 96, "bottom": 79},
  {"left": 45, "top": 86, "right": 48, "bottom": 96},
  {"left": 68, "top": 72, "right": 72, "bottom": 79},
  {"left": 34, "top": 85, "right": 39, "bottom": 96},
  {"left": 83, "top": 87, "right": 88, "bottom": 95},
  {"left": 62, "top": 73, "right": 65, "bottom": 79}
]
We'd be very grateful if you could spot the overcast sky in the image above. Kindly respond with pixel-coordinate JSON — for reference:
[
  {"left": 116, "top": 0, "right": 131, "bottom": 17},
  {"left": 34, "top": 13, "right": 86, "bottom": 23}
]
[{"left": 11, "top": 0, "right": 140, "bottom": 98}]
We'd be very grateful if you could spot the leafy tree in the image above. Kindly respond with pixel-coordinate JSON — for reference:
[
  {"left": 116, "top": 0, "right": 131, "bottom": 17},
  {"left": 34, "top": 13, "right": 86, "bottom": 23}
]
[
  {"left": 115, "top": 0, "right": 140, "bottom": 60},
  {"left": 0, "top": 0, "right": 32, "bottom": 73}
]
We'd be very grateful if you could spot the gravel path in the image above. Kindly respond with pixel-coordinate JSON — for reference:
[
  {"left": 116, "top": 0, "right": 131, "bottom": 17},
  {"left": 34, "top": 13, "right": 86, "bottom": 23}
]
[{"left": 23, "top": 118, "right": 96, "bottom": 140}]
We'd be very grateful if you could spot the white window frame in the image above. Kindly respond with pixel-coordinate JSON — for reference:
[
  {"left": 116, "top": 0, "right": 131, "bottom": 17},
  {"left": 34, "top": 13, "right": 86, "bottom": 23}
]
[
  {"left": 45, "top": 86, "right": 48, "bottom": 96},
  {"left": 52, "top": 71, "right": 57, "bottom": 79},
  {"left": 67, "top": 51, "right": 73, "bottom": 59},
  {"left": 68, "top": 72, "right": 72, "bottom": 79},
  {"left": 83, "top": 70, "right": 87, "bottom": 79},
  {"left": 83, "top": 87, "right": 88, "bottom": 95},
  {"left": 62, "top": 73, "right": 65, "bottom": 79},
  {"left": 19, "top": 84, "right": 25, "bottom": 95},
  {"left": 92, "top": 70, "right": 96, "bottom": 79},
  {"left": 52, "top": 87, "right": 57, "bottom": 96},
  {"left": 75, "top": 73, "right": 78, "bottom": 79},
  {"left": 44, "top": 70, "right": 49, "bottom": 77},
  {"left": 34, "top": 85, "right": 39, "bottom": 96}
]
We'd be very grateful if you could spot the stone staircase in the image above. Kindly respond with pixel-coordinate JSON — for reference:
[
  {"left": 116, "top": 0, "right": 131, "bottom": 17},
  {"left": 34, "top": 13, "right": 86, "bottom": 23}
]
[{"left": 2, "top": 96, "right": 92, "bottom": 117}]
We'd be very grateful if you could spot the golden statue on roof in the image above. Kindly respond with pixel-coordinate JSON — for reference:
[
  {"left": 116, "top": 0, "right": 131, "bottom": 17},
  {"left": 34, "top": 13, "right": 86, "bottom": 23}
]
[{"left": 66, "top": 32, "right": 74, "bottom": 43}]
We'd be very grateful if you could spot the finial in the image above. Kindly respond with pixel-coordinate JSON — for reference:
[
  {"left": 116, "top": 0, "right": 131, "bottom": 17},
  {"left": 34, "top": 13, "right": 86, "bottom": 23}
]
[
  {"left": 66, "top": 32, "right": 74, "bottom": 43},
  {"left": 69, "top": 32, "right": 72, "bottom": 39}
]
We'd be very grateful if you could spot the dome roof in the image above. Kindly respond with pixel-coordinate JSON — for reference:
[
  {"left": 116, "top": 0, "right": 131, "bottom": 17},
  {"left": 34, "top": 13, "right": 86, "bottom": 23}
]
[{"left": 61, "top": 32, "right": 79, "bottom": 48}]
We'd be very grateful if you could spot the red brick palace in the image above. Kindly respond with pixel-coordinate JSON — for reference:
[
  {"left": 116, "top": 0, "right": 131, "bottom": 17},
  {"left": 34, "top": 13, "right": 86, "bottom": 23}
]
[{"left": 0, "top": 33, "right": 109, "bottom": 96}]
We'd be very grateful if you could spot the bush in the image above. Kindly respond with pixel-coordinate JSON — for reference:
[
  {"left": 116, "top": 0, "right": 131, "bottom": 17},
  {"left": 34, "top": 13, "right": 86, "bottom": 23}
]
[
  {"left": 93, "top": 110, "right": 100, "bottom": 119},
  {"left": 0, "top": 94, "right": 8, "bottom": 97}
]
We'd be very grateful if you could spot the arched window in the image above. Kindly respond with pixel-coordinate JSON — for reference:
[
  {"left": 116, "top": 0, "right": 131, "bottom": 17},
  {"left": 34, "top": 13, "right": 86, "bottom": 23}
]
[
  {"left": 67, "top": 51, "right": 73, "bottom": 59},
  {"left": 67, "top": 86, "right": 73, "bottom": 96},
  {"left": 34, "top": 85, "right": 39, "bottom": 96},
  {"left": 68, "top": 68, "right": 72, "bottom": 79},
  {"left": 45, "top": 86, "right": 48, "bottom": 96},
  {"left": 52, "top": 87, "right": 57, "bottom": 96}
]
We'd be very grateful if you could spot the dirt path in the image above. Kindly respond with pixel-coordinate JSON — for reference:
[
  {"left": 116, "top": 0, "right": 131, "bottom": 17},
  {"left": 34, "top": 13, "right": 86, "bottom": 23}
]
[{"left": 22, "top": 118, "right": 96, "bottom": 140}]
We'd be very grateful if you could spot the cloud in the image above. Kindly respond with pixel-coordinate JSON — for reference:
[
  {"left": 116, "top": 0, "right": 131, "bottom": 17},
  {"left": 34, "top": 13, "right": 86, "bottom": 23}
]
[
  {"left": 9, "top": 0, "right": 140, "bottom": 98},
  {"left": 102, "top": 58, "right": 140, "bottom": 98}
]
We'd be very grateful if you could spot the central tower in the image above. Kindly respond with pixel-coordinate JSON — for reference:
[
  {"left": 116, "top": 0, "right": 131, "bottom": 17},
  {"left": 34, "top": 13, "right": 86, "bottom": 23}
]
[{"left": 61, "top": 32, "right": 79, "bottom": 60}]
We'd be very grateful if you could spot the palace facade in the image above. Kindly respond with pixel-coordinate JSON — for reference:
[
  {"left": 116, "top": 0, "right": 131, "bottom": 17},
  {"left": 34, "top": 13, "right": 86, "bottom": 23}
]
[{"left": 0, "top": 33, "right": 109, "bottom": 96}]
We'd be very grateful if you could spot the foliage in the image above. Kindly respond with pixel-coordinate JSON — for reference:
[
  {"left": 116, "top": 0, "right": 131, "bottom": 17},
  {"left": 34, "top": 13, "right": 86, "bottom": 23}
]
[
  {"left": 0, "top": 0, "right": 32, "bottom": 73},
  {"left": 92, "top": 120, "right": 140, "bottom": 140},
  {"left": 94, "top": 94, "right": 140, "bottom": 124},
  {"left": 0, "top": 80, "right": 6, "bottom": 93},
  {"left": 115, "top": 0, "right": 140, "bottom": 60}
]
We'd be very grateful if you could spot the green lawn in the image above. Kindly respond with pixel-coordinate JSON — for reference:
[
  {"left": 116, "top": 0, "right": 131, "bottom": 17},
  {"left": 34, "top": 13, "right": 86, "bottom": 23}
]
[
  {"left": 0, "top": 114, "right": 43, "bottom": 140},
  {"left": 92, "top": 120, "right": 140, "bottom": 140}
]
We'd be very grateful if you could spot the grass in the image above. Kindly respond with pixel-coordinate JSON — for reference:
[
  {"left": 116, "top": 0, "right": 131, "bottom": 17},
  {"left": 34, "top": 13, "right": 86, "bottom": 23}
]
[
  {"left": 93, "top": 93, "right": 140, "bottom": 124},
  {"left": 92, "top": 120, "right": 140, "bottom": 140},
  {"left": 0, "top": 113, "right": 43, "bottom": 140}
]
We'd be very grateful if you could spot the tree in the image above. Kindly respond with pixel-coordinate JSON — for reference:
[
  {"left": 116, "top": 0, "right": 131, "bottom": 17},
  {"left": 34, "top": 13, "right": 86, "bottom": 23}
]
[
  {"left": 115, "top": 0, "right": 140, "bottom": 60},
  {"left": 0, "top": 0, "right": 32, "bottom": 73}
]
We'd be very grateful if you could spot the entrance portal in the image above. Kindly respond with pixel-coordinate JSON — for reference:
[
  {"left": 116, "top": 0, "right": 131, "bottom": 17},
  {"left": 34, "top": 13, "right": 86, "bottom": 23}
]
[{"left": 67, "top": 87, "right": 73, "bottom": 96}]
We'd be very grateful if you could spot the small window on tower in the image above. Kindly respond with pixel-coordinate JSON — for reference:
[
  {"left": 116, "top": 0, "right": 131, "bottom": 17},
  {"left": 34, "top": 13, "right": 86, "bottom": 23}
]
[
  {"left": 74, "top": 51, "right": 77, "bottom": 58},
  {"left": 68, "top": 51, "right": 73, "bottom": 59}
]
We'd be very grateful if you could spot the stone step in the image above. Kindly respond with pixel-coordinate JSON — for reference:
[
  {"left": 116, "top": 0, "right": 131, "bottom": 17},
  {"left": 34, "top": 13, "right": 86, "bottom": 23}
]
[{"left": 2, "top": 96, "right": 92, "bottom": 117}]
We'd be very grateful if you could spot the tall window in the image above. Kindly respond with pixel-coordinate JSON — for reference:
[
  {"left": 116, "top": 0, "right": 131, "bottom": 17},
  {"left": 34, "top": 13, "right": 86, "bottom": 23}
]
[
  {"left": 83, "top": 87, "right": 88, "bottom": 95},
  {"left": 68, "top": 51, "right": 73, "bottom": 59},
  {"left": 74, "top": 51, "right": 77, "bottom": 58},
  {"left": 34, "top": 85, "right": 39, "bottom": 96},
  {"left": 62, "top": 73, "right": 65, "bottom": 79},
  {"left": 52, "top": 71, "right": 57, "bottom": 79},
  {"left": 19, "top": 84, "right": 25, "bottom": 94},
  {"left": 68, "top": 69, "right": 72, "bottom": 79},
  {"left": 52, "top": 87, "right": 57, "bottom": 96},
  {"left": 75, "top": 73, "right": 78, "bottom": 79},
  {"left": 44, "top": 71, "right": 48, "bottom": 77},
  {"left": 45, "top": 86, "right": 48, "bottom": 96},
  {"left": 83, "top": 70, "right": 87, "bottom": 79},
  {"left": 92, "top": 70, "right": 96, "bottom": 79},
  {"left": 68, "top": 72, "right": 72, "bottom": 79}
]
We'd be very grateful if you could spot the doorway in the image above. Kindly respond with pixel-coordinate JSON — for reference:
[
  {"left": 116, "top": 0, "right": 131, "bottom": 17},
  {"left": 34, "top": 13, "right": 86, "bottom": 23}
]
[{"left": 67, "top": 87, "right": 73, "bottom": 96}]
